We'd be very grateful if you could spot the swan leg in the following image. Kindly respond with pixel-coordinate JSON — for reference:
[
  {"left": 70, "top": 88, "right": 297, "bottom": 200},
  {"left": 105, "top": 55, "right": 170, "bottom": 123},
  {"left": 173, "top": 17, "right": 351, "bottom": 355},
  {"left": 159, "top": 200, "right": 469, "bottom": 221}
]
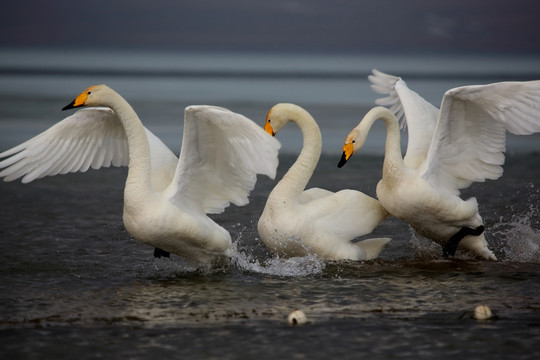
[
  {"left": 442, "top": 225, "right": 484, "bottom": 258},
  {"left": 153, "top": 247, "right": 171, "bottom": 258}
]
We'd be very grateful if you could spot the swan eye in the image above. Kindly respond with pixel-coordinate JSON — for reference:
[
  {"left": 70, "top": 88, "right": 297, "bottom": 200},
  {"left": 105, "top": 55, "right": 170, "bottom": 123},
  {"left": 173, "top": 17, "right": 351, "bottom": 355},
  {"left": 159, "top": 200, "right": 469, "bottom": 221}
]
[
  {"left": 352, "top": 140, "right": 355, "bottom": 143},
  {"left": 87, "top": 91, "right": 92, "bottom": 95}
]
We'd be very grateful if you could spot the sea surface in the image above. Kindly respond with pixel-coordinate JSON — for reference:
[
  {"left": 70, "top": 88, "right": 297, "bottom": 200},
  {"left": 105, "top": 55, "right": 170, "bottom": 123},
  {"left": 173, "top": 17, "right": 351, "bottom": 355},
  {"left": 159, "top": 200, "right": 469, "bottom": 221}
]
[{"left": 0, "top": 49, "right": 539, "bottom": 359}]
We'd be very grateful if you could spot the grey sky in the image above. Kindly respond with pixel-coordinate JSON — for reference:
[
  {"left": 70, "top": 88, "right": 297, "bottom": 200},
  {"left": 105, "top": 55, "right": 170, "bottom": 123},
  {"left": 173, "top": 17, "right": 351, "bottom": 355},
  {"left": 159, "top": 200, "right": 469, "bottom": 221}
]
[{"left": 1, "top": 0, "right": 539, "bottom": 53}]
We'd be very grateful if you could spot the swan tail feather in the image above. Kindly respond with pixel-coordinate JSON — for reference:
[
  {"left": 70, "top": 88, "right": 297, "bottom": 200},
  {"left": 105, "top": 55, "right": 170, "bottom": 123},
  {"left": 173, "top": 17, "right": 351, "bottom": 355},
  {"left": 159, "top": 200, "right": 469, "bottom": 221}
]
[{"left": 355, "top": 237, "right": 391, "bottom": 260}]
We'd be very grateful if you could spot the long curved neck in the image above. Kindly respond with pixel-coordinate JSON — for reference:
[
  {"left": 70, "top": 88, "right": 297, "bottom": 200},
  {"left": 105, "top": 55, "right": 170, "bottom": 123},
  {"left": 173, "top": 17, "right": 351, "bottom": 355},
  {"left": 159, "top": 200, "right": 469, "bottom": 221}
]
[
  {"left": 278, "top": 105, "right": 322, "bottom": 197},
  {"left": 360, "top": 107, "right": 405, "bottom": 180},
  {"left": 104, "top": 90, "right": 152, "bottom": 196}
]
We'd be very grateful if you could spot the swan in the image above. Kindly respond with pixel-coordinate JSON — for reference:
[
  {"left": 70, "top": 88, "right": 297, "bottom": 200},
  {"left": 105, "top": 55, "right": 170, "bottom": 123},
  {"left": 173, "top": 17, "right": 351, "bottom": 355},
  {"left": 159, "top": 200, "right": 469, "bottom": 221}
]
[
  {"left": 338, "top": 70, "right": 540, "bottom": 260},
  {"left": 257, "top": 103, "right": 390, "bottom": 261},
  {"left": 0, "top": 84, "right": 280, "bottom": 264}
]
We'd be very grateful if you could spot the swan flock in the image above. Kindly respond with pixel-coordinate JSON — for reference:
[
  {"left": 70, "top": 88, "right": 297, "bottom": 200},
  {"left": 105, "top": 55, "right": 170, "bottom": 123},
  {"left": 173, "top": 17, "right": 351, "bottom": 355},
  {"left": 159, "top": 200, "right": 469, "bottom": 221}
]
[{"left": 2, "top": 71, "right": 540, "bottom": 264}]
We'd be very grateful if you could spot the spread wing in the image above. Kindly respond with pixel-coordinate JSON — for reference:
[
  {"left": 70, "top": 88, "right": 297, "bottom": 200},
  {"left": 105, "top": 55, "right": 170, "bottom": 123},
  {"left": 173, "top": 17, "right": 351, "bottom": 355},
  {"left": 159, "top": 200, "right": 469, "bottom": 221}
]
[
  {"left": 369, "top": 69, "right": 439, "bottom": 169},
  {"left": 167, "top": 105, "right": 280, "bottom": 214},
  {"left": 0, "top": 107, "right": 178, "bottom": 189},
  {"left": 422, "top": 80, "right": 540, "bottom": 193},
  {"left": 0, "top": 108, "right": 129, "bottom": 183}
]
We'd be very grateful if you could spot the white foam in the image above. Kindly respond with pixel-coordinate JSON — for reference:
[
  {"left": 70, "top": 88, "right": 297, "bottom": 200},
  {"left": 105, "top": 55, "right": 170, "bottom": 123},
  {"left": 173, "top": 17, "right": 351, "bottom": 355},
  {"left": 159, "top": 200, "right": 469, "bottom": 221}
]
[
  {"left": 494, "top": 206, "right": 540, "bottom": 263},
  {"left": 229, "top": 242, "right": 325, "bottom": 277}
]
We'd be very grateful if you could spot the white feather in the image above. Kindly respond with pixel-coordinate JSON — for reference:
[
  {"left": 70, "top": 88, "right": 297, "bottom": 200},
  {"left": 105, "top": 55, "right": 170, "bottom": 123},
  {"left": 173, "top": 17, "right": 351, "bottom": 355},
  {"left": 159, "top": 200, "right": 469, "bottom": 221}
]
[
  {"left": 0, "top": 86, "right": 280, "bottom": 264},
  {"left": 170, "top": 105, "right": 280, "bottom": 214},
  {"left": 423, "top": 80, "right": 540, "bottom": 192},
  {"left": 258, "top": 103, "right": 390, "bottom": 261},
  {"left": 369, "top": 69, "right": 439, "bottom": 169},
  {"left": 345, "top": 72, "right": 540, "bottom": 260},
  {"left": 0, "top": 108, "right": 128, "bottom": 183}
]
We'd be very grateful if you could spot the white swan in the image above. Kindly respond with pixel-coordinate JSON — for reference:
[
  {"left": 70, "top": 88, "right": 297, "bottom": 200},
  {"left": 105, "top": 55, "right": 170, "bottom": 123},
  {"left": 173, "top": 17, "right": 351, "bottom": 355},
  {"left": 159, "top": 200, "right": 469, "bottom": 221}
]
[
  {"left": 338, "top": 70, "right": 540, "bottom": 260},
  {"left": 0, "top": 84, "right": 280, "bottom": 264},
  {"left": 258, "top": 103, "right": 390, "bottom": 261}
]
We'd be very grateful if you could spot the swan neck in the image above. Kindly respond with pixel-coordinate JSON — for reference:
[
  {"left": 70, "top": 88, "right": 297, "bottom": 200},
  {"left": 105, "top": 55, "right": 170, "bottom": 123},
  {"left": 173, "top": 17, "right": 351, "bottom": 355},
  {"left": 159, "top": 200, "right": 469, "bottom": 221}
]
[
  {"left": 106, "top": 91, "right": 152, "bottom": 193},
  {"left": 363, "top": 107, "right": 405, "bottom": 173},
  {"left": 280, "top": 106, "right": 321, "bottom": 196}
]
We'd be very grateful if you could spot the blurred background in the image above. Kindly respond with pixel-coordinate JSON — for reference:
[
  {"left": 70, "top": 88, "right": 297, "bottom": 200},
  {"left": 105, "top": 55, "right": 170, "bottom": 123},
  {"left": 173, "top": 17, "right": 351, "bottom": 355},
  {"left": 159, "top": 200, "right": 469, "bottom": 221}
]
[
  {"left": 1, "top": 0, "right": 540, "bottom": 153},
  {"left": 3, "top": 0, "right": 539, "bottom": 53}
]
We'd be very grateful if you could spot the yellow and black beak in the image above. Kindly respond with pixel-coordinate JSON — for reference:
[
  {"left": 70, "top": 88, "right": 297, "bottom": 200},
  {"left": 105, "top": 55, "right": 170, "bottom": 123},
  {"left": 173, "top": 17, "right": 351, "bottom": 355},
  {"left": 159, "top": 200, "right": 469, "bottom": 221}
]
[
  {"left": 264, "top": 121, "right": 276, "bottom": 136},
  {"left": 62, "top": 91, "right": 89, "bottom": 111},
  {"left": 337, "top": 142, "right": 354, "bottom": 168}
]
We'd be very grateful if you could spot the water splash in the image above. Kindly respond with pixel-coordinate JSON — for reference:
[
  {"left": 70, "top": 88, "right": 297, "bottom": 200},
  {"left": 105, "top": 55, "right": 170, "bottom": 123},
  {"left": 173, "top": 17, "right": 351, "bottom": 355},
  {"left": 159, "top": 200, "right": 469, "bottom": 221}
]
[
  {"left": 231, "top": 251, "right": 325, "bottom": 277},
  {"left": 407, "top": 199, "right": 540, "bottom": 263},
  {"left": 227, "top": 223, "right": 326, "bottom": 277},
  {"left": 492, "top": 203, "right": 540, "bottom": 263},
  {"left": 229, "top": 242, "right": 325, "bottom": 277},
  {"left": 131, "top": 239, "right": 326, "bottom": 279},
  {"left": 409, "top": 228, "right": 443, "bottom": 261}
]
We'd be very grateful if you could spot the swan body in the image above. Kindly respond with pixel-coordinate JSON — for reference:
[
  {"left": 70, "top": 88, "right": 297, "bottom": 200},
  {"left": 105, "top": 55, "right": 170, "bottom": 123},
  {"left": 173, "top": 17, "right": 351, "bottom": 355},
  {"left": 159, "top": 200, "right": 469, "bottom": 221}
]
[
  {"left": 0, "top": 85, "right": 280, "bottom": 264},
  {"left": 258, "top": 103, "right": 390, "bottom": 261},
  {"left": 339, "top": 70, "right": 540, "bottom": 260}
]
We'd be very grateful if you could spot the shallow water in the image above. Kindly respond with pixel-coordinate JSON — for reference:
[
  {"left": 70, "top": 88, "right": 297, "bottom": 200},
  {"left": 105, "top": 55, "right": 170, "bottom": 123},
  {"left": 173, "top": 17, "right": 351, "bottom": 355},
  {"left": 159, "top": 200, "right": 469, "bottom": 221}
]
[
  {"left": 0, "top": 153, "right": 539, "bottom": 359},
  {"left": 1, "top": 50, "right": 540, "bottom": 359}
]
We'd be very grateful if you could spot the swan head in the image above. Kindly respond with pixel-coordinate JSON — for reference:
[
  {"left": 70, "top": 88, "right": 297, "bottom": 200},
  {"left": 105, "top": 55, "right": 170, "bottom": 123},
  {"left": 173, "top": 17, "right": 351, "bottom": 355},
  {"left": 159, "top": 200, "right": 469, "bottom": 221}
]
[
  {"left": 337, "top": 128, "right": 364, "bottom": 168},
  {"left": 62, "top": 84, "right": 112, "bottom": 110},
  {"left": 264, "top": 104, "right": 291, "bottom": 136}
]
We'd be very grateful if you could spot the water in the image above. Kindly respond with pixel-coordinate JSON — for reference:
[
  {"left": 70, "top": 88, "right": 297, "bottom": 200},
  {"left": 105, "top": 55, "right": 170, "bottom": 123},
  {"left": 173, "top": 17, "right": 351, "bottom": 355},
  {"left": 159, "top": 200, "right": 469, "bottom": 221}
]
[{"left": 0, "top": 49, "right": 540, "bottom": 359}]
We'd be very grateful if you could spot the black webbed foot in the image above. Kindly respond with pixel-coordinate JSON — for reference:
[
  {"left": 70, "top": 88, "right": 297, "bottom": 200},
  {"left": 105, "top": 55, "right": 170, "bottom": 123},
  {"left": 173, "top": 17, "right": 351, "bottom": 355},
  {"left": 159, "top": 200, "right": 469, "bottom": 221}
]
[
  {"left": 442, "top": 225, "right": 485, "bottom": 259},
  {"left": 154, "top": 247, "right": 171, "bottom": 258}
]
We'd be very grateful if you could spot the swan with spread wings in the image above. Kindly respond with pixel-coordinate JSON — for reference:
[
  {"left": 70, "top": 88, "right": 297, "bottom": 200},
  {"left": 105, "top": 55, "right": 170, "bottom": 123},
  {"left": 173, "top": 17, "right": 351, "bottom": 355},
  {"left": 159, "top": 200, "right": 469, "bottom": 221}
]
[
  {"left": 0, "top": 85, "right": 280, "bottom": 264},
  {"left": 338, "top": 70, "right": 540, "bottom": 260}
]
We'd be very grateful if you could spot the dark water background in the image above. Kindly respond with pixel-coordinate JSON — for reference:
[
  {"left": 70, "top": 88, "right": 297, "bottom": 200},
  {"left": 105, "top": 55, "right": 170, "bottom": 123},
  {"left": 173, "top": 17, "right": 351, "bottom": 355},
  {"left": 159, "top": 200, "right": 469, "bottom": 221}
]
[{"left": 0, "top": 50, "right": 539, "bottom": 359}]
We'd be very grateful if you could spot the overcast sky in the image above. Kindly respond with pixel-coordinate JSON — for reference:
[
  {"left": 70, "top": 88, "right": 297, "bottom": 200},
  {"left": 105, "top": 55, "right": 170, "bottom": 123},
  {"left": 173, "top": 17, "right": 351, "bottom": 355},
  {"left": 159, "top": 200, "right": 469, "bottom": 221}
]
[{"left": 1, "top": 0, "right": 539, "bottom": 54}]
